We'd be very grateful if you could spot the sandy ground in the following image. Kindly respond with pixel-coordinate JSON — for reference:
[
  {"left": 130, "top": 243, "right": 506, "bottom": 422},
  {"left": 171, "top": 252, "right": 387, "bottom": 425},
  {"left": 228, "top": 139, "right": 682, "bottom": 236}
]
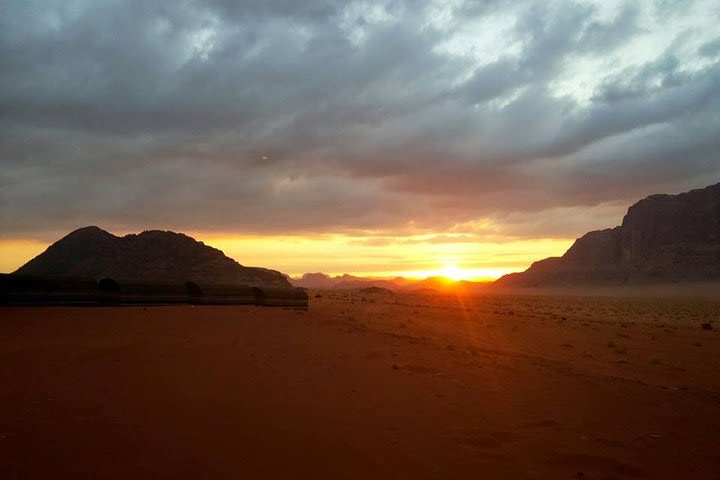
[{"left": 1, "top": 291, "right": 719, "bottom": 479}]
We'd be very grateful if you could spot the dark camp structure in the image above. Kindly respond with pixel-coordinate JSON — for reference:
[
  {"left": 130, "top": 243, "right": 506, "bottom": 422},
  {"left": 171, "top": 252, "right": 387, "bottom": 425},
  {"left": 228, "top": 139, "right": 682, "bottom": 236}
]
[
  {"left": 0, "top": 274, "right": 99, "bottom": 306},
  {"left": 255, "top": 287, "right": 311, "bottom": 308},
  {"left": 0, "top": 274, "right": 308, "bottom": 309}
]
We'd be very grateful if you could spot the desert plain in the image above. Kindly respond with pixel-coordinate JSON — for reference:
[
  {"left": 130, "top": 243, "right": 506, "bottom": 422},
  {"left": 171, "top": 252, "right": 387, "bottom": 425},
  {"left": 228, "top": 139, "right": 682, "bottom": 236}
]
[{"left": 1, "top": 289, "right": 719, "bottom": 479}]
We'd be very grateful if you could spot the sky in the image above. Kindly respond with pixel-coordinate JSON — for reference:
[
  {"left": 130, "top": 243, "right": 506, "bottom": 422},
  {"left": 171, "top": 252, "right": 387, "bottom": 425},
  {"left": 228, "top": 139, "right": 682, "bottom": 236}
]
[{"left": 1, "top": 0, "right": 719, "bottom": 279}]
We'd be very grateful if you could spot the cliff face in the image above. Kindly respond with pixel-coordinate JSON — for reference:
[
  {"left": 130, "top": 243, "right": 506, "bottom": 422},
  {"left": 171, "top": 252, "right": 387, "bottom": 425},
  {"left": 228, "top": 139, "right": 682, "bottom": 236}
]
[
  {"left": 563, "top": 227, "right": 622, "bottom": 266},
  {"left": 14, "top": 226, "right": 291, "bottom": 288},
  {"left": 620, "top": 185, "right": 720, "bottom": 273},
  {"left": 495, "top": 182, "right": 720, "bottom": 287}
]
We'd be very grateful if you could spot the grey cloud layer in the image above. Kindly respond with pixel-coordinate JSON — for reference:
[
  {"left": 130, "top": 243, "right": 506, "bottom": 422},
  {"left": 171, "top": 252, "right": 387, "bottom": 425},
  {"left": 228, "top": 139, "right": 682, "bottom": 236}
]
[{"left": 1, "top": 0, "right": 719, "bottom": 239}]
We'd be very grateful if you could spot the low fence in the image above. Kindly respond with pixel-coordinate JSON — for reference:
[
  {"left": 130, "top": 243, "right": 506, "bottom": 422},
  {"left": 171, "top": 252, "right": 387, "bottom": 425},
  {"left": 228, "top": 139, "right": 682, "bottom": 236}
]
[{"left": 0, "top": 274, "right": 308, "bottom": 309}]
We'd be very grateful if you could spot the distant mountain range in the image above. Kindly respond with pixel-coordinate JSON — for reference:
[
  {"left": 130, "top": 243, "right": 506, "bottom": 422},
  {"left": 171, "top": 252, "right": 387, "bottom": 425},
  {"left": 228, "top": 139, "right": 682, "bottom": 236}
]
[
  {"left": 15, "top": 226, "right": 291, "bottom": 288},
  {"left": 495, "top": 182, "right": 720, "bottom": 287},
  {"left": 291, "top": 273, "right": 400, "bottom": 290},
  {"left": 290, "top": 272, "right": 487, "bottom": 292}
]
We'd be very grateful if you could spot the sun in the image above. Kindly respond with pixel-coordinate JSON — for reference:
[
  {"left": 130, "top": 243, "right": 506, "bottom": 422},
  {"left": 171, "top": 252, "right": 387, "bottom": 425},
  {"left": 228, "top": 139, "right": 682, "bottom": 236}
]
[{"left": 437, "top": 264, "right": 466, "bottom": 281}]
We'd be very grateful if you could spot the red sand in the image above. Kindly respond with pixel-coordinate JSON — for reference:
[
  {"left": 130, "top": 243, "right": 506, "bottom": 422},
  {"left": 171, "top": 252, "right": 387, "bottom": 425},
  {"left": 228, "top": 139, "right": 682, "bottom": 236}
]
[{"left": 1, "top": 292, "right": 719, "bottom": 479}]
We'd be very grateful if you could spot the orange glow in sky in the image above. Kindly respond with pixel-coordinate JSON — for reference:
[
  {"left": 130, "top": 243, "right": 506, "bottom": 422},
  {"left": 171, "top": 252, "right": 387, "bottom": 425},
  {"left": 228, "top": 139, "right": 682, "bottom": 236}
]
[{"left": 0, "top": 231, "right": 573, "bottom": 281}]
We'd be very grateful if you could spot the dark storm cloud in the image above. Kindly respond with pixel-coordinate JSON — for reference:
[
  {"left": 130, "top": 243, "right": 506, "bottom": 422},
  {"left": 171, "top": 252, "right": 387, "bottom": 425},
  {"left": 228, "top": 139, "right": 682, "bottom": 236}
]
[
  {"left": 1, "top": 0, "right": 719, "bottom": 239},
  {"left": 699, "top": 37, "right": 720, "bottom": 57}
]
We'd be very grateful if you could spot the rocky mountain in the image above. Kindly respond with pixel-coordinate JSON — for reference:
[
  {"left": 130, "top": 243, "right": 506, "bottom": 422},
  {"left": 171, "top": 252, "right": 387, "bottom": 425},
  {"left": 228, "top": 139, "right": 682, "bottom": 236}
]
[
  {"left": 292, "top": 273, "right": 339, "bottom": 289},
  {"left": 15, "top": 226, "right": 291, "bottom": 288},
  {"left": 495, "top": 182, "right": 720, "bottom": 287},
  {"left": 291, "top": 272, "right": 488, "bottom": 292},
  {"left": 291, "top": 273, "right": 401, "bottom": 290}
]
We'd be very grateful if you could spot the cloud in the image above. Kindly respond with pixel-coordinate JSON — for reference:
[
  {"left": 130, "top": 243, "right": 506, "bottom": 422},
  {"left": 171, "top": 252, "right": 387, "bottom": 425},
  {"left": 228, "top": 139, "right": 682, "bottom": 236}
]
[
  {"left": 699, "top": 36, "right": 720, "bottom": 57},
  {"left": 1, "top": 0, "right": 719, "bottom": 241}
]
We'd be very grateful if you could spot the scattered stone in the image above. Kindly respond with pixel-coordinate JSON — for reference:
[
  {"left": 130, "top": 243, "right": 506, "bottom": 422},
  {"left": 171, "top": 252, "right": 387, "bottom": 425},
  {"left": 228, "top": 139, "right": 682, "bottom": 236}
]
[{"left": 701, "top": 322, "right": 713, "bottom": 330}]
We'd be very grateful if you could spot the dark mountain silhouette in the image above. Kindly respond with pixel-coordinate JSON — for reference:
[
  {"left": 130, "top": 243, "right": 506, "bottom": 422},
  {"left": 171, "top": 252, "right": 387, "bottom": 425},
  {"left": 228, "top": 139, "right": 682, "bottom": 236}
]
[
  {"left": 293, "top": 272, "right": 339, "bottom": 289},
  {"left": 14, "top": 226, "right": 291, "bottom": 288},
  {"left": 495, "top": 182, "right": 720, "bottom": 287},
  {"left": 292, "top": 273, "right": 401, "bottom": 290},
  {"left": 291, "top": 272, "right": 488, "bottom": 292}
]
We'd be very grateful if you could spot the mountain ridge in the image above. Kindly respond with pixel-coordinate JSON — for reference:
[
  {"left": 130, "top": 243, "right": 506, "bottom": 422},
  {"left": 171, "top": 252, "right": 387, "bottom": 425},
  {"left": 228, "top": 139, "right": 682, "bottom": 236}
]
[
  {"left": 14, "top": 226, "right": 291, "bottom": 288},
  {"left": 494, "top": 182, "right": 720, "bottom": 287},
  {"left": 290, "top": 272, "right": 488, "bottom": 292}
]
